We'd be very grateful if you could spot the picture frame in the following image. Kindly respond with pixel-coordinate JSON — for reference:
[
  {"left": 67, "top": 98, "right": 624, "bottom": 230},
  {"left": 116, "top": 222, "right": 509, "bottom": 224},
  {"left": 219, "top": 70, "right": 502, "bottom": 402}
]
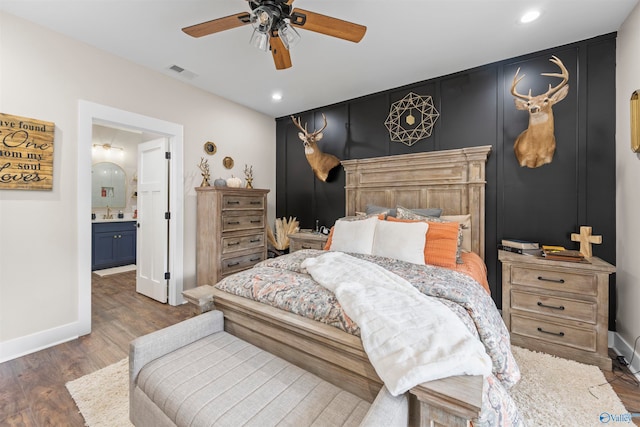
[
  {"left": 203, "top": 141, "right": 217, "bottom": 155},
  {"left": 631, "top": 91, "right": 640, "bottom": 153},
  {"left": 223, "top": 156, "right": 234, "bottom": 169}
]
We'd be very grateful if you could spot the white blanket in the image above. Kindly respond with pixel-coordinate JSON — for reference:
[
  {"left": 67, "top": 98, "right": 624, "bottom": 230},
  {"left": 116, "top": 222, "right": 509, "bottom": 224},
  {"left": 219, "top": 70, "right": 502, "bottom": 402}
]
[{"left": 301, "top": 252, "right": 492, "bottom": 396}]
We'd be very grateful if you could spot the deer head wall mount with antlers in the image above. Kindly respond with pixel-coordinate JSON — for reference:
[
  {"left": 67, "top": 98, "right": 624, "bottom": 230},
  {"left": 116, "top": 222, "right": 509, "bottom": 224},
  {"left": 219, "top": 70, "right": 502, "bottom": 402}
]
[
  {"left": 511, "top": 55, "right": 569, "bottom": 168},
  {"left": 291, "top": 113, "right": 341, "bottom": 182}
]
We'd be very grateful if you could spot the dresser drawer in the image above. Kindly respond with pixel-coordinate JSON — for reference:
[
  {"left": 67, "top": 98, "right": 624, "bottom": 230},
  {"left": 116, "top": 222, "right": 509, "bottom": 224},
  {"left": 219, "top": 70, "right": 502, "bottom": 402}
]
[
  {"left": 222, "top": 194, "right": 264, "bottom": 210},
  {"left": 511, "top": 290, "right": 597, "bottom": 324},
  {"left": 221, "top": 252, "right": 265, "bottom": 276},
  {"left": 511, "top": 314, "right": 596, "bottom": 352},
  {"left": 511, "top": 266, "right": 597, "bottom": 296},
  {"left": 221, "top": 213, "right": 264, "bottom": 232},
  {"left": 222, "top": 233, "right": 265, "bottom": 254}
]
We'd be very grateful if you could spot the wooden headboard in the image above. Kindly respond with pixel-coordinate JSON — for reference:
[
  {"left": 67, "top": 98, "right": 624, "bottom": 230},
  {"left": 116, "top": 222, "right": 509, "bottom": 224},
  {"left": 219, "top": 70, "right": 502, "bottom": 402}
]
[{"left": 341, "top": 145, "right": 492, "bottom": 260}]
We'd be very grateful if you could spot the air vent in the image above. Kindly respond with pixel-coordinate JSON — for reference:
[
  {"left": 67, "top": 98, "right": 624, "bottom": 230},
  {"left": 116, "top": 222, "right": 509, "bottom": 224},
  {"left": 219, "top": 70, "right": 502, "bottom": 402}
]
[{"left": 166, "top": 65, "right": 198, "bottom": 80}]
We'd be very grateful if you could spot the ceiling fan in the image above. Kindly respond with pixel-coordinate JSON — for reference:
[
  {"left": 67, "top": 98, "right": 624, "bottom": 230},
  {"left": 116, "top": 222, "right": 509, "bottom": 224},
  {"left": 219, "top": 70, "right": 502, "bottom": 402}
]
[{"left": 182, "top": 0, "right": 367, "bottom": 70}]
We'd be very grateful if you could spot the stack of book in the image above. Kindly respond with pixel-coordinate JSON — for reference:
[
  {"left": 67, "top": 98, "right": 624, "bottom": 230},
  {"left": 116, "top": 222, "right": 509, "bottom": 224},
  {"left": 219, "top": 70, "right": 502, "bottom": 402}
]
[
  {"left": 498, "top": 239, "right": 542, "bottom": 256},
  {"left": 541, "top": 245, "right": 586, "bottom": 262}
]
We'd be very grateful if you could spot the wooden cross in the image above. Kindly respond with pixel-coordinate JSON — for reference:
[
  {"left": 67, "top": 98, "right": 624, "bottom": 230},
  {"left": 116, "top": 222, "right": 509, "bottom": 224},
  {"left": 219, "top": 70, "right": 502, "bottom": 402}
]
[{"left": 570, "top": 226, "right": 602, "bottom": 258}]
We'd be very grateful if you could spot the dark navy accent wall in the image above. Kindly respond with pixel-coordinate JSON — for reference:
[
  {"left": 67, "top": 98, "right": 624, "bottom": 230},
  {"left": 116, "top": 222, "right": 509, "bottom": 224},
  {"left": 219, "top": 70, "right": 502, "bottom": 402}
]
[{"left": 275, "top": 34, "right": 617, "bottom": 328}]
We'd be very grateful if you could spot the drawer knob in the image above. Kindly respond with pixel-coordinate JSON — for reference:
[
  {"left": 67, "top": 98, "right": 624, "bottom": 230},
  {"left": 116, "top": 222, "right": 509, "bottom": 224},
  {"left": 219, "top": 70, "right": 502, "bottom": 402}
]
[
  {"left": 250, "top": 239, "right": 261, "bottom": 243},
  {"left": 227, "top": 261, "right": 240, "bottom": 267},
  {"left": 302, "top": 245, "right": 312, "bottom": 249},
  {"left": 250, "top": 257, "right": 260, "bottom": 262},
  {"left": 227, "top": 221, "right": 240, "bottom": 225},
  {"left": 537, "top": 276, "right": 565, "bottom": 284},
  {"left": 250, "top": 201, "right": 261, "bottom": 205},
  {"left": 537, "top": 327, "right": 565, "bottom": 337},
  {"left": 227, "top": 201, "right": 240, "bottom": 205},
  {"left": 250, "top": 220, "right": 261, "bottom": 224},
  {"left": 537, "top": 301, "right": 565, "bottom": 311},
  {"left": 228, "top": 241, "right": 240, "bottom": 246}
]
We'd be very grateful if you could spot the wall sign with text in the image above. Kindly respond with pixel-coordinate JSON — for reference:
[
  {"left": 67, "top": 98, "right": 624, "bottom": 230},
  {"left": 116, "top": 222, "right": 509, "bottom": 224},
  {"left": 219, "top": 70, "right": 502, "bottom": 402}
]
[{"left": 0, "top": 112, "right": 55, "bottom": 190}]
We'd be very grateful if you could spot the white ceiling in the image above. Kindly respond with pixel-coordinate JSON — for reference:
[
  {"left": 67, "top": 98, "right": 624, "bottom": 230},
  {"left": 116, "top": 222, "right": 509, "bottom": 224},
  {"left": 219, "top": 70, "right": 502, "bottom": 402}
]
[{"left": 1, "top": 0, "right": 637, "bottom": 118}]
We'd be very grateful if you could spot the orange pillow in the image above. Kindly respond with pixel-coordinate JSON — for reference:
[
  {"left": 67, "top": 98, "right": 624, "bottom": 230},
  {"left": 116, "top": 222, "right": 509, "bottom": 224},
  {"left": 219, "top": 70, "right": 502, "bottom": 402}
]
[
  {"left": 323, "top": 226, "right": 334, "bottom": 250},
  {"left": 387, "top": 216, "right": 459, "bottom": 268}
]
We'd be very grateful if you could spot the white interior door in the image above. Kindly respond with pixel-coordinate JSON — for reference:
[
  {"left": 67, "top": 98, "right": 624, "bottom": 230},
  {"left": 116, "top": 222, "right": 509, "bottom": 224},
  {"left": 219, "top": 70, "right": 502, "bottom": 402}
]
[{"left": 136, "top": 138, "right": 169, "bottom": 303}]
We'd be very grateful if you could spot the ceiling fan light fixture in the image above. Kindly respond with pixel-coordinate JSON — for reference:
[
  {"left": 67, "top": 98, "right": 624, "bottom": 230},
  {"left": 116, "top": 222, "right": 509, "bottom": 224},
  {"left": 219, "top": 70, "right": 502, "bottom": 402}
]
[
  {"left": 250, "top": 6, "right": 276, "bottom": 33},
  {"left": 249, "top": 29, "right": 270, "bottom": 52},
  {"left": 277, "top": 21, "right": 301, "bottom": 50}
]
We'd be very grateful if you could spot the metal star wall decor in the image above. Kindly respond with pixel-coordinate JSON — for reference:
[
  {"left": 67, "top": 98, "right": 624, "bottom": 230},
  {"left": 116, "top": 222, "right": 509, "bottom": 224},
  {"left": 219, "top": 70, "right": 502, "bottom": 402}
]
[{"left": 385, "top": 92, "right": 440, "bottom": 146}]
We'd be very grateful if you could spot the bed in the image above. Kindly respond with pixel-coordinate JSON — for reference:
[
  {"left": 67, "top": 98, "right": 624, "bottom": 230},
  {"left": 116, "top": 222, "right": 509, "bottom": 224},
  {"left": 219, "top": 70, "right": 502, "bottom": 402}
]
[{"left": 210, "top": 146, "right": 522, "bottom": 426}]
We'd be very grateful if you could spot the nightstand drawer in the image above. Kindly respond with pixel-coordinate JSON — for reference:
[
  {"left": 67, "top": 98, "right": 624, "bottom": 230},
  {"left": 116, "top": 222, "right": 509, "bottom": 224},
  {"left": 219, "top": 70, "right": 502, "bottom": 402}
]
[
  {"left": 222, "top": 233, "right": 265, "bottom": 254},
  {"left": 511, "top": 266, "right": 597, "bottom": 296},
  {"left": 288, "top": 232, "right": 329, "bottom": 253},
  {"left": 291, "top": 239, "right": 326, "bottom": 251},
  {"left": 511, "top": 290, "right": 597, "bottom": 324},
  {"left": 222, "top": 195, "right": 264, "bottom": 210},
  {"left": 221, "top": 252, "right": 265, "bottom": 276},
  {"left": 511, "top": 314, "right": 596, "bottom": 352}
]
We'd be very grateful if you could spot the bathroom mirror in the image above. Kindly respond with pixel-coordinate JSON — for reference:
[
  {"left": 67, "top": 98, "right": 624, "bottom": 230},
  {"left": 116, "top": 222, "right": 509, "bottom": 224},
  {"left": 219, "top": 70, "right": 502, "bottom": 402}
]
[{"left": 92, "top": 162, "right": 126, "bottom": 208}]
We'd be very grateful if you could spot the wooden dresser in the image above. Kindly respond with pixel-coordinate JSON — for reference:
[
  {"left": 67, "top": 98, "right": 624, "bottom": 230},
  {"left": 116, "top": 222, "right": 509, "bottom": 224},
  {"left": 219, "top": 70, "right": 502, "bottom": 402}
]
[
  {"left": 288, "top": 231, "right": 328, "bottom": 252},
  {"left": 196, "top": 187, "right": 269, "bottom": 286},
  {"left": 499, "top": 250, "right": 615, "bottom": 370}
]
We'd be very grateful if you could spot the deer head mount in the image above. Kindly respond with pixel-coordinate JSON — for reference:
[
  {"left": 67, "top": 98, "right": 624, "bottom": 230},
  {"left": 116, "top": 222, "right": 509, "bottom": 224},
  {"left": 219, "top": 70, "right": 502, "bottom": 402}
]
[
  {"left": 291, "top": 113, "right": 341, "bottom": 182},
  {"left": 511, "top": 55, "right": 569, "bottom": 168}
]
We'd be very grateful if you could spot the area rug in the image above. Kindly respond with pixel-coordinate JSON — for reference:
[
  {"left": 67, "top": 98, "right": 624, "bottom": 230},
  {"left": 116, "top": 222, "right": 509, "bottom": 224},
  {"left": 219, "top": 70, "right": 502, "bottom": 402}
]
[
  {"left": 66, "top": 358, "right": 132, "bottom": 427},
  {"left": 510, "top": 346, "right": 629, "bottom": 426},
  {"left": 93, "top": 264, "right": 136, "bottom": 277},
  {"left": 66, "top": 348, "right": 629, "bottom": 427}
]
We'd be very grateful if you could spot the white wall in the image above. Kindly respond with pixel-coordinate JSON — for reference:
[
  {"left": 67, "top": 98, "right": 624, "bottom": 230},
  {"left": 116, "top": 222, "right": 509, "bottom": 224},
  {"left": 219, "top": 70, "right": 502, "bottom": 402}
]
[
  {"left": 0, "top": 11, "right": 276, "bottom": 361},
  {"left": 615, "top": 2, "right": 640, "bottom": 370}
]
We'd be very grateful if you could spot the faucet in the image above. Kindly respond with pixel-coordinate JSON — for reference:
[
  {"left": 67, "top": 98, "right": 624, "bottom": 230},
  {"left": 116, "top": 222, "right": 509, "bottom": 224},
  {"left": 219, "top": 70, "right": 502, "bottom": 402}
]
[{"left": 104, "top": 206, "right": 113, "bottom": 219}]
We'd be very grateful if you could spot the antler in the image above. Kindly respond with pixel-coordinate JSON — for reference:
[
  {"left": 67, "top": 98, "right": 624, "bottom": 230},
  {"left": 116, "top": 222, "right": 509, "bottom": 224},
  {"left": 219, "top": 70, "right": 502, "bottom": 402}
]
[
  {"left": 290, "top": 113, "right": 328, "bottom": 139},
  {"left": 511, "top": 68, "right": 531, "bottom": 101},
  {"left": 511, "top": 56, "right": 569, "bottom": 101},
  {"left": 290, "top": 115, "right": 307, "bottom": 134},
  {"left": 541, "top": 55, "right": 569, "bottom": 97}
]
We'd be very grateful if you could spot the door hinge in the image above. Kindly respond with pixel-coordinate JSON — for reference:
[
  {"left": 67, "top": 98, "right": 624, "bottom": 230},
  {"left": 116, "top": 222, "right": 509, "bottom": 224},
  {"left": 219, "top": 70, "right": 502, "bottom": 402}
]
[
  {"left": 165, "top": 151, "right": 171, "bottom": 160},
  {"left": 165, "top": 211, "right": 171, "bottom": 220},
  {"left": 164, "top": 272, "right": 171, "bottom": 280}
]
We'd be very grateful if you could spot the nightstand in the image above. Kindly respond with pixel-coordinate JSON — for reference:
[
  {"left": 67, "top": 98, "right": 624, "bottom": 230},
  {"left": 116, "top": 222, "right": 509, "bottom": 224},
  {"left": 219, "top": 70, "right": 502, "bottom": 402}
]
[
  {"left": 499, "top": 250, "right": 615, "bottom": 370},
  {"left": 288, "top": 231, "right": 328, "bottom": 252}
]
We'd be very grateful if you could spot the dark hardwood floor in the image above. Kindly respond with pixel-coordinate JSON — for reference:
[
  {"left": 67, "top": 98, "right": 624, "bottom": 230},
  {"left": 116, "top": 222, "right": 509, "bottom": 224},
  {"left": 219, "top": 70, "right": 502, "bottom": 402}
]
[
  {"left": 0, "top": 270, "right": 638, "bottom": 426},
  {"left": 0, "top": 271, "right": 194, "bottom": 427}
]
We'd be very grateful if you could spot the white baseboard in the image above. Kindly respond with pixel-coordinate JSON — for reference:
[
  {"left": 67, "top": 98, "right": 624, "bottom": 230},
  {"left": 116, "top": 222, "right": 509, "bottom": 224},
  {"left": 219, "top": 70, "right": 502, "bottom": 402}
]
[
  {"left": 0, "top": 321, "right": 80, "bottom": 363},
  {"left": 609, "top": 331, "right": 640, "bottom": 381}
]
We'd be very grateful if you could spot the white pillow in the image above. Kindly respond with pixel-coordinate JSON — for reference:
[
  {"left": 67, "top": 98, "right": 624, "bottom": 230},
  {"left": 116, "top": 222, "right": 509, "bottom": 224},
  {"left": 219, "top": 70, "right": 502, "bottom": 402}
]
[
  {"left": 329, "top": 216, "right": 378, "bottom": 254},
  {"left": 372, "top": 220, "right": 428, "bottom": 265}
]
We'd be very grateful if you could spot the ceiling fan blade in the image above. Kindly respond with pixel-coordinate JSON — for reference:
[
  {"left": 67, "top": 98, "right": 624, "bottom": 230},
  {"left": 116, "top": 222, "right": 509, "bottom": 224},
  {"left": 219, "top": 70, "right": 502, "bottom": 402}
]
[
  {"left": 182, "top": 12, "right": 251, "bottom": 38},
  {"left": 290, "top": 8, "right": 366, "bottom": 43},
  {"left": 270, "top": 35, "right": 292, "bottom": 70}
]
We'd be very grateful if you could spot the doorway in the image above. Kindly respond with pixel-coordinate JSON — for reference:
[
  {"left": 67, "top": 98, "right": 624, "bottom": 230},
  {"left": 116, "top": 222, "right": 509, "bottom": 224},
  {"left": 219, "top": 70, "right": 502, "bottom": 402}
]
[{"left": 77, "top": 100, "right": 184, "bottom": 337}]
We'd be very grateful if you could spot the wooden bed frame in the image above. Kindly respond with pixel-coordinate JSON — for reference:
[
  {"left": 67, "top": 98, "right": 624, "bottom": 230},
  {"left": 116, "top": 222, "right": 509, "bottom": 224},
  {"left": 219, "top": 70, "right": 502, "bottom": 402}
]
[{"left": 212, "top": 145, "right": 492, "bottom": 426}]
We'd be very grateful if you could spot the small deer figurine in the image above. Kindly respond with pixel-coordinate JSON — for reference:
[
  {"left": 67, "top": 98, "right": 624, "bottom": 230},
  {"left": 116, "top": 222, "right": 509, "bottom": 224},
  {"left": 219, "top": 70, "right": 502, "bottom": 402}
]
[
  {"left": 291, "top": 113, "right": 341, "bottom": 182},
  {"left": 511, "top": 55, "right": 569, "bottom": 168}
]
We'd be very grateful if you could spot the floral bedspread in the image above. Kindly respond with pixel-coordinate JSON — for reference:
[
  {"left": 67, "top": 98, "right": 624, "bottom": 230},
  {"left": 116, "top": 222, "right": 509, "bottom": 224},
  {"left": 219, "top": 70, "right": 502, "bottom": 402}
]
[{"left": 215, "top": 249, "right": 523, "bottom": 426}]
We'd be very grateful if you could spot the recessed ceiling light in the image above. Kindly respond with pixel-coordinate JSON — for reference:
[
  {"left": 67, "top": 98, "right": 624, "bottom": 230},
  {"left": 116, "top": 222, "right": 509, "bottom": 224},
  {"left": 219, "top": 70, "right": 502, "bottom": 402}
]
[
  {"left": 520, "top": 10, "right": 541, "bottom": 24},
  {"left": 272, "top": 92, "right": 282, "bottom": 101}
]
